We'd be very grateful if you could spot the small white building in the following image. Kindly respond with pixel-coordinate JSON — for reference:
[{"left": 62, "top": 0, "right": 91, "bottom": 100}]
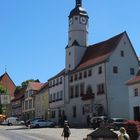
[
  {"left": 126, "top": 69, "right": 140, "bottom": 121},
  {"left": 48, "top": 70, "right": 65, "bottom": 125}
]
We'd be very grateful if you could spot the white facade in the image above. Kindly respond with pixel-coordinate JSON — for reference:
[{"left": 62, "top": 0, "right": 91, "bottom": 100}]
[
  {"left": 105, "top": 34, "right": 139, "bottom": 118},
  {"left": 128, "top": 83, "right": 140, "bottom": 121},
  {"left": 48, "top": 0, "right": 139, "bottom": 127},
  {"left": 48, "top": 75, "right": 65, "bottom": 124}
]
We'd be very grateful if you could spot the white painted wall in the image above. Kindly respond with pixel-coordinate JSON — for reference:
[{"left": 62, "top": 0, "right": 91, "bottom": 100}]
[
  {"left": 106, "top": 33, "right": 139, "bottom": 119},
  {"left": 65, "top": 63, "right": 107, "bottom": 126},
  {"left": 128, "top": 83, "right": 140, "bottom": 120}
]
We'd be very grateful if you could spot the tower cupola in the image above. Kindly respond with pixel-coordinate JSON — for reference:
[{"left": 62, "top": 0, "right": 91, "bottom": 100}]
[
  {"left": 66, "top": 0, "right": 89, "bottom": 71},
  {"left": 69, "top": 0, "right": 88, "bottom": 18}
]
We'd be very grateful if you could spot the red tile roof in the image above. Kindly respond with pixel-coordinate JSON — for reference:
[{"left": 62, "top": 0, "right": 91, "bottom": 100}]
[
  {"left": 126, "top": 69, "right": 140, "bottom": 85},
  {"left": 11, "top": 93, "right": 24, "bottom": 102},
  {"left": 36, "top": 82, "right": 49, "bottom": 94},
  {"left": 76, "top": 32, "right": 124, "bottom": 70},
  {"left": 12, "top": 86, "right": 26, "bottom": 102},
  {"left": 29, "top": 81, "right": 44, "bottom": 91}
]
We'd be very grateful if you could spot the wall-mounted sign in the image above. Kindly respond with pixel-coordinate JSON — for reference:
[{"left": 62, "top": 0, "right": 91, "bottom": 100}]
[{"left": 0, "top": 94, "right": 10, "bottom": 104}]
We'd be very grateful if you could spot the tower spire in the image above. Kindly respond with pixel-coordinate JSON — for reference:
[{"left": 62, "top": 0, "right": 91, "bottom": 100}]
[{"left": 76, "top": 0, "right": 82, "bottom": 7}]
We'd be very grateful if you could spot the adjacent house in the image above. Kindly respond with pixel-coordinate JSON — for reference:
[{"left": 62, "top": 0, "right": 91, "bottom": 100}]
[
  {"left": 48, "top": 70, "right": 65, "bottom": 125},
  {"left": 0, "top": 72, "right": 16, "bottom": 100},
  {"left": 11, "top": 86, "right": 26, "bottom": 120},
  {"left": 22, "top": 81, "right": 44, "bottom": 120},
  {"left": 34, "top": 82, "right": 49, "bottom": 119},
  {"left": 48, "top": 0, "right": 139, "bottom": 127},
  {"left": 126, "top": 69, "right": 140, "bottom": 121},
  {"left": 0, "top": 72, "right": 16, "bottom": 116}
]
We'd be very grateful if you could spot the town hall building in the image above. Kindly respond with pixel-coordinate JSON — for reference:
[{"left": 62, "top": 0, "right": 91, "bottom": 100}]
[{"left": 48, "top": 0, "right": 139, "bottom": 127}]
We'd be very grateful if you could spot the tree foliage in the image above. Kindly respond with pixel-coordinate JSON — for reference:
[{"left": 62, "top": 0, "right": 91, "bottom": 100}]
[
  {"left": 21, "top": 79, "right": 40, "bottom": 87},
  {"left": 0, "top": 85, "right": 8, "bottom": 94}
]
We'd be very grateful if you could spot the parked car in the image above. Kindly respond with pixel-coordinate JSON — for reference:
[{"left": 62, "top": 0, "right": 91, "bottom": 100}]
[
  {"left": 30, "top": 119, "right": 55, "bottom": 128},
  {"left": 90, "top": 116, "right": 108, "bottom": 129},
  {"left": 25, "top": 118, "right": 42, "bottom": 127},
  {"left": 106, "top": 118, "right": 128, "bottom": 130},
  {"left": 2, "top": 117, "right": 24, "bottom": 126}
]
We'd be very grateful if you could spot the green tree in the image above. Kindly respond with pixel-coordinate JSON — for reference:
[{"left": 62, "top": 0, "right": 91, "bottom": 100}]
[
  {"left": 0, "top": 85, "right": 8, "bottom": 94},
  {"left": 0, "top": 85, "right": 8, "bottom": 114},
  {"left": 21, "top": 79, "right": 40, "bottom": 88}
]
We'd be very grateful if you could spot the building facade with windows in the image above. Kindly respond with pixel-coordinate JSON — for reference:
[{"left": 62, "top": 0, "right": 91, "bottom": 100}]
[
  {"left": 34, "top": 82, "right": 49, "bottom": 119},
  {"left": 11, "top": 86, "right": 26, "bottom": 120},
  {"left": 22, "top": 82, "right": 43, "bottom": 120},
  {"left": 0, "top": 72, "right": 16, "bottom": 117},
  {"left": 126, "top": 69, "right": 140, "bottom": 121},
  {"left": 48, "top": 70, "right": 65, "bottom": 125},
  {"left": 48, "top": 0, "right": 139, "bottom": 126}
]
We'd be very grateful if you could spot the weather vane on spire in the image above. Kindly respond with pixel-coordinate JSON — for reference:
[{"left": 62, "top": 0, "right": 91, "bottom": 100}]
[{"left": 76, "top": 0, "right": 82, "bottom": 7}]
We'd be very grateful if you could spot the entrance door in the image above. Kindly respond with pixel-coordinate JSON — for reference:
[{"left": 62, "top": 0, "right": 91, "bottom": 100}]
[{"left": 133, "top": 106, "right": 140, "bottom": 121}]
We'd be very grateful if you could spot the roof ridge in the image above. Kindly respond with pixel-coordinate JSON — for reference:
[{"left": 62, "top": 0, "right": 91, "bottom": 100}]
[{"left": 76, "top": 32, "right": 125, "bottom": 70}]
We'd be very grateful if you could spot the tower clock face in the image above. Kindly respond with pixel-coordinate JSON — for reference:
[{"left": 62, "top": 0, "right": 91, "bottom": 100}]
[{"left": 80, "top": 17, "right": 87, "bottom": 24}]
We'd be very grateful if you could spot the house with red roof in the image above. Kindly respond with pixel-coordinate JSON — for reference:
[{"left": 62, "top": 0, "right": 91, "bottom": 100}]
[
  {"left": 48, "top": 0, "right": 139, "bottom": 127},
  {"left": 0, "top": 72, "right": 16, "bottom": 116},
  {"left": 0, "top": 72, "right": 16, "bottom": 100},
  {"left": 126, "top": 69, "right": 140, "bottom": 121},
  {"left": 22, "top": 81, "right": 44, "bottom": 120}
]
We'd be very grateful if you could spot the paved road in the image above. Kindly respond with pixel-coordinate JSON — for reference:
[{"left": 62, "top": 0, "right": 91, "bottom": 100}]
[
  {"left": 0, "top": 125, "right": 60, "bottom": 140},
  {"left": 0, "top": 125, "right": 120, "bottom": 140}
]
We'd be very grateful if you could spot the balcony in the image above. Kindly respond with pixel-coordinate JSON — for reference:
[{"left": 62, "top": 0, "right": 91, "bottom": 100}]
[{"left": 81, "top": 93, "right": 95, "bottom": 100}]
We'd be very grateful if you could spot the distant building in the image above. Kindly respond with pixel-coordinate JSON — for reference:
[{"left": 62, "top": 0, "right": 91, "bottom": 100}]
[
  {"left": 11, "top": 86, "right": 26, "bottom": 120},
  {"left": 126, "top": 69, "right": 140, "bottom": 121},
  {"left": 48, "top": 0, "right": 139, "bottom": 127},
  {"left": 22, "top": 81, "right": 44, "bottom": 120},
  {"left": 0, "top": 72, "right": 16, "bottom": 116},
  {"left": 34, "top": 82, "right": 49, "bottom": 119},
  {"left": 0, "top": 72, "right": 16, "bottom": 100}
]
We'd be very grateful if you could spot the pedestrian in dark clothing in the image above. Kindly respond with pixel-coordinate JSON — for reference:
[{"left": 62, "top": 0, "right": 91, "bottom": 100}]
[{"left": 61, "top": 122, "right": 71, "bottom": 140}]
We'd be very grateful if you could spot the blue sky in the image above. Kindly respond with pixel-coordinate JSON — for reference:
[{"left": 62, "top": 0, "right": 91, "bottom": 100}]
[{"left": 0, "top": 0, "right": 140, "bottom": 86}]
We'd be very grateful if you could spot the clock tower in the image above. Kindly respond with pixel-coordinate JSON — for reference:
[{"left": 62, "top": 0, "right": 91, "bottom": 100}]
[{"left": 66, "top": 0, "right": 89, "bottom": 71}]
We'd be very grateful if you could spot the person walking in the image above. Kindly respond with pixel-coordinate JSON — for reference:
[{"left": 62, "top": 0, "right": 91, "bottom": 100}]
[
  {"left": 118, "top": 127, "right": 130, "bottom": 140},
  {"left": 61, "top": 122, "right": 71, "bottom": 140}
]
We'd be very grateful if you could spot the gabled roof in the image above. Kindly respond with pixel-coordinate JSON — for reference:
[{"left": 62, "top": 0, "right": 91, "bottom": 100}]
[
  {"left": 36, "top": 82, "right": 49, "bottom": 94},
  {"left": 0, "top": 72, "right": 16, "bottom": 87},
  {"left": 76, "top": 32, "right": 124, "bottom": 70},
  {"left": 28, "top": 82, "right": 44, "bottom": 91},
  {"left": 87, "top": 126, "right": 118, "bottom": 138},
  {"left": 11, "top": 86, "right": 26, "bottom": 102},
  {"left": 11, "top": 93, "right": 24, "bottom": 102},
  {"left": 126, "top": 69, "right": 140, "bottom": 85}
]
